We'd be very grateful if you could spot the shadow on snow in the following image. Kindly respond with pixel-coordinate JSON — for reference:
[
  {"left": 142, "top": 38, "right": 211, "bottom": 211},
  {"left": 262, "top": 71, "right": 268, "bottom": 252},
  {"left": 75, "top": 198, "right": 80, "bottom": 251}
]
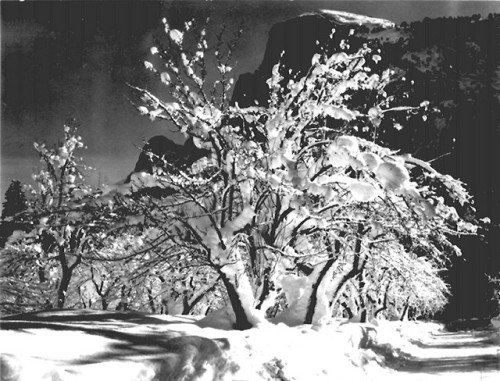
[
  {"left": 0, "top": 310, "right": 233, "bottom": 381},
  {"left": 387, "top": 329, "right": 500, "bottom": 374}
]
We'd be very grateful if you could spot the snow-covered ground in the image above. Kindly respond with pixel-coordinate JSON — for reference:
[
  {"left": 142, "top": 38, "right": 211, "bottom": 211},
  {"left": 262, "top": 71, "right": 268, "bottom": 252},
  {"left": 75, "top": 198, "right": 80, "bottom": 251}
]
[{"left": 1, "top": 310, "right": 499, "bottom": 381}]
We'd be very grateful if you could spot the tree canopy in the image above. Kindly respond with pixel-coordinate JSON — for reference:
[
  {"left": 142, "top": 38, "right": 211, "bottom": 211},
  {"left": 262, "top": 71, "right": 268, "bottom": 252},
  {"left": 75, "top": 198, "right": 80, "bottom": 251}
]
[
  {"left": 0, "top": 19, "right": 480, "bottom": 327},
  {"left": 127, "top": 19, "right": 478, "bottom": 328}
]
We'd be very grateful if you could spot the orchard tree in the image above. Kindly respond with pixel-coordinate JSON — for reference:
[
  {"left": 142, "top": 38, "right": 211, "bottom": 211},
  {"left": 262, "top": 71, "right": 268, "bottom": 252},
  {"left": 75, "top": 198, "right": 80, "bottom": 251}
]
[
  {"left": 131, "top": 19, "right": 478, "bottom": 328},
  {"left": 0, "top": 239, "right": 57, "bottom": 314},
  {"left": 0, "top": 123, "right": 131, "bottom": 312},
  {"left": 75, "top": 229, "right": 149, "bottom": 311}
]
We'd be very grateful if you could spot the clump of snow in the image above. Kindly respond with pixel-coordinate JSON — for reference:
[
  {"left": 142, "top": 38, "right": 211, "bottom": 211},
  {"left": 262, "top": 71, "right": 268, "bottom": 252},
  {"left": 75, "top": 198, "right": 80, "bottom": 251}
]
[
  {"left": 197, "top": 308, "right": 235, "bottom": 330},
  {"left": 129, "top": 172, "right": 161, "bottom": 190},
  {"left": 6, "top": 230, "right": 27, "bottom": 244},
  {"left": 361, "top": 152, "right": 382, "bottom": 171},
  {"left": 169, "top": 29, "right": 184, "bottom": 45},
  {"left": 349, "top": 180, "right": 382, "bottom": 202},
  {"left": 273, "top": 274, "right": 312, "bottom": 326},
  {"left": 327, "top": 135, "right": 360, "bottom": 168},
  {"left": 273, "top": 265, "right": 339, "bottom": 327},
  {"left": 375, "top": 161, "right": 410, "bottom": 191},
  {"left": 100, "top": 181, "right": 132, "bottom": 197}
]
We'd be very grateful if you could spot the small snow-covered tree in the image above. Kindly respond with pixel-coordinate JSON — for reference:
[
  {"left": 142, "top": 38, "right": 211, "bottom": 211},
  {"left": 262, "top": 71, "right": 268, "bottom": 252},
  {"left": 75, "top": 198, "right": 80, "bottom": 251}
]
[{"left": 132, "top": 19, "right": 478, "bottom": 328}]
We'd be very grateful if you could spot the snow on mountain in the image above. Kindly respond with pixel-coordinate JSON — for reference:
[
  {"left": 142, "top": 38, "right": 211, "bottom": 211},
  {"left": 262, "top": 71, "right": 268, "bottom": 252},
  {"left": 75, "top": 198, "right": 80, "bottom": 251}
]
[{"left": 318, "top": 9, "right": 395, "bottom": 28}]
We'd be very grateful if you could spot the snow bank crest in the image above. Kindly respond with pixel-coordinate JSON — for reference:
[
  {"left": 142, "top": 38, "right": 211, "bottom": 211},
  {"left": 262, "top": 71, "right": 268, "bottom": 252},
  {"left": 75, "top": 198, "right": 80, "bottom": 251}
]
[{"left": 317, "top": 9, "right": 395, "bottom": 29}]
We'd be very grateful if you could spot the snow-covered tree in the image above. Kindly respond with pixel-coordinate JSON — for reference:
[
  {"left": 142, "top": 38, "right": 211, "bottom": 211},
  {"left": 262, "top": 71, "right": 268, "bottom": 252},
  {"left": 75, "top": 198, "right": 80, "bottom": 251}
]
[
  {"left": 0, "top": 123, "right": 130, "bottom": 312},
  {"left": 132, "top": 19, "right": 478, "bottom": 328}
]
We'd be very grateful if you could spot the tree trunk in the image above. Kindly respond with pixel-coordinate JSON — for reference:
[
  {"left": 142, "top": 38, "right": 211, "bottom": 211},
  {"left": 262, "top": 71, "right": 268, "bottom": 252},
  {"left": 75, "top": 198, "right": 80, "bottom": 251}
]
[
  {"left": 400, "top": 297, "right": 410, "bottom": 321},
  {"left": 358, "top": 271, "right": 367, "bottom": 323},
  {"left": 90, "top": 268, "right": 111, "bottom": 310},
  {"left": 116, "top": 286, "right": 129, "bottom": 311},
  {"left": 304, "top": 256, "right": 336, "bottom": 324},
  {"left": 374, "top": 283, "right": 390, "bottom": 318},
  {"left": 78, "top": 287, "right": 87, "bottom": 309},
  {"left": 329, "top": 224, "right": 367, "bottom": 313},
  {"left": 218, "top": 269, "right": 253, "bottom": 330},
  {"left": 360, "top": 309, "right": 367, "bottom": 323},
  {"left": 147, "top": 287, "right": 156, "bottom": 313},
  {"left": 256, "top": 268, "right": 272, "bottom": 310},
  {"left": 303, "top": 236, "right": 345, "bottom": 324},
  {"left": 341, "top": 302, "right": 353, "bottom": 319},
  {"left": 57, "top": 268, "right": 71, "bottom": 308},
  {"left": 56, "top": 247, "right": 81, "bottom": 308},
  {"left": 38, "top": 267, "right": 46, "bottom": 283}
]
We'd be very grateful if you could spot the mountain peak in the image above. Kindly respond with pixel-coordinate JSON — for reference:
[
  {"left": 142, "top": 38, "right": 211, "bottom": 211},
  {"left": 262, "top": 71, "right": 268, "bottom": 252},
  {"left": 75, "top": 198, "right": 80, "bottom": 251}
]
[{"left": 126, "top": 135, "right": 209, "bottom": 183}]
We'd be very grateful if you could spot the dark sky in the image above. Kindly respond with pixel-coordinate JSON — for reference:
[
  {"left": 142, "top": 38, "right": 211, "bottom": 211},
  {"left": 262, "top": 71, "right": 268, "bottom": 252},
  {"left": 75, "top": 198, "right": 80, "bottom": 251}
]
[{"left": 2, "top": 1, "right": 500, "bottom": 204}]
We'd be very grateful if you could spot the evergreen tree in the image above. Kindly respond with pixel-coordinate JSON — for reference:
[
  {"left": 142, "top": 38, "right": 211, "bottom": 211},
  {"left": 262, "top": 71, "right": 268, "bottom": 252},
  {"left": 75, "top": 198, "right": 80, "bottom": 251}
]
[
  {"left": 2, "top": 179, "right": 27, "bottom": 218},
  {"left": 0, "top": 180, "right": 28, "bottom": 247}
]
